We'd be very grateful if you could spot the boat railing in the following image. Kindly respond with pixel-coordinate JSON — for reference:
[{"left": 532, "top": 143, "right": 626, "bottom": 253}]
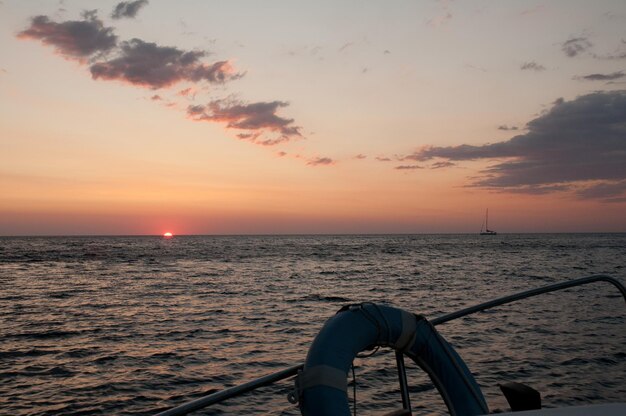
[{"left": 153, "top": 275, "right": 626, "bottom": 416}]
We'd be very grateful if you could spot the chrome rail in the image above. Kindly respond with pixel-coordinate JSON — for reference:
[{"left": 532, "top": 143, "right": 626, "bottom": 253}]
[{"left": 153, "top": 274, "right": 626, "bottom": 416}]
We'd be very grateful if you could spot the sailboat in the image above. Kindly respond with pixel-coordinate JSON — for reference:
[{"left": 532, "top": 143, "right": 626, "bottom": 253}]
[{"left": 480, "top": 208, "right": 497, "bottom": 235}]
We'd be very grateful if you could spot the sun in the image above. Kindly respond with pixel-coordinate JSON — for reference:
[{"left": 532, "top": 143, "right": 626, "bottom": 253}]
[{"left": 163, "top": 232, "right": 173, "bottom": 238}]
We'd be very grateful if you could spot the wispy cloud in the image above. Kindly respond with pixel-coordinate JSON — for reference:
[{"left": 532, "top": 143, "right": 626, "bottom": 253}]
[
  {"left": 111, "top": 0, "right": 149, "bottom": 19},
  {"left": 562, "top": 36, "right": 592, "bottom": 57},
  {"left": 575, "top": 180, "right": 626, "bottom": 202},
  {"left": 307, "top": 157, "right": 334, "bottom": 166},
  {"left": 187, "top": 99, "right": 301, "bottom": 144},
  {"left": 430, "top": 161, "right": 455, "bottom": 169},
  {"left": 576, "top": 71, "right": 625, "bottom": 81},
  {"left": 427, "top": 0, "right": 453, "bottom": 27},
  {"left": 401, "top": 91, "right": 626, "bottom": 201},
  {"left": 591, "top": 39, "right": 626, "bottom": 60},
  {"left": 520, "top": 61, "right": 546, "bottom": 71},
  {"left": 18, "top": 14, "right": 117, "bottom": 60},
  {"left": 395, "top": 165, "right": 423, "bottom": 170},
  {"left": 338, "top": 42, "right": 354, "bottom": 53},
  {"left": 498, "top": 125, "right": 518, "bottom": 131}
]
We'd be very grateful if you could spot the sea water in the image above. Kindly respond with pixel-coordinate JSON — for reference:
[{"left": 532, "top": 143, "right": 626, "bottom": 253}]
[{"left": 1, "top": 234, "right": 625, "bottom": 415}]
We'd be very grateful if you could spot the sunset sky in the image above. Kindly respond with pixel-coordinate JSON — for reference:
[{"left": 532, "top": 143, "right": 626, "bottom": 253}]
[{"left": 1, "top": 0, "right": 625, "bottom": 235}]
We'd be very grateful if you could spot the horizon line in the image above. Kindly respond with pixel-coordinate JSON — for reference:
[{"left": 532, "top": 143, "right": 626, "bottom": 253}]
[{"left": 1, "top": 231, "right": 626, "bottom": 238}]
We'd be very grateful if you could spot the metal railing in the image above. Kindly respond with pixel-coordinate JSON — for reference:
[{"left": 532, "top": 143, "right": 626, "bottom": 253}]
[{"left": 153, "top": 274, "right": 626, "bottom": 416}]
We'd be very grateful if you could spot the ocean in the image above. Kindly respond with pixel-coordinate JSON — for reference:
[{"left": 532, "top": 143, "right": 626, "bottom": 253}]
[{"left": 1, "top": 234, "right": 625, "bottom": 415}]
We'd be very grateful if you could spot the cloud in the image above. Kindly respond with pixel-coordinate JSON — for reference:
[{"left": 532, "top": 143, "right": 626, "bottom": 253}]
[
  {"left": 395, "top": 165, "right": 423, "bottom": 170},
  {"left": 430, "top": 161, "right": 455, "bottom": 169},
  {"left": 575, "top": 180, "right": 626, "bottom": 202},
  {"left": 178, "top": 87, "right": 195, "bottom": 97},
  {"left": 562, "top": 37, "right": 592, "bottom": 57},
  {"left": 353, "top": 154, "right": 367, "bottom": 160},
  {"left": 520, "top": 61, "right": 546, "bottom": 71},
  {"left": 427, "top": 0, "right": 453, "bottom": 27},
  {"left": 375, "top": 156, "right": 392, "bottom": 162},
  {"left": 338, "top": 42, "right": 354, "bottom": 53},
  {"left": 111, "top": 0, "right": 149, "bottom": 19},
  {"left": 90, "top": 39, "right": 240, "bottom": 89},
  {"left": 577, "top": 71, "right": 625, "bottom": 81},
  {"left": 404, "top": 91, "right": 626, "bottom": 201},
  {"left": 307, "top": 157, "right": 334, "bottom": 166},
  {"left": 187, "top": 99, "right": 301, "bottom": 144},
  {"left": 592, "top": 39, "right": 626, "bottom": 60},
  {"left": 465, "top": 63, "right": 488, "bottom": 73},
  {"left": 498, "top": 125, "right": 518, "bottom": 131},
  {"left": 18, "top": 14, "right": 241, "bottom": 90},
  {"left": 17, "top": 14, "right": 117, "bottom": 60},
  {"left": 19, "top": 12, "right": 305, "bottom": 155}
]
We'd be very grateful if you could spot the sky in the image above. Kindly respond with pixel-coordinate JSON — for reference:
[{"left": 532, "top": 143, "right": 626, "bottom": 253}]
[{"left": 1, "top": 0, "right": 625, "bottom": 235}]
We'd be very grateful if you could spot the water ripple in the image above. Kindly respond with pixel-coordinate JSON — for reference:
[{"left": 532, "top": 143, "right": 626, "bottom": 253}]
[{"left": 0, "top": 234, "right": 624, "bottom": 415}]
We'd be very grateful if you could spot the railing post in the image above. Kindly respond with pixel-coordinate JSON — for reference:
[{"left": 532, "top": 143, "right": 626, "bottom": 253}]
[{"left": 395, "top": 351, "right": 412, "bottom": 414}]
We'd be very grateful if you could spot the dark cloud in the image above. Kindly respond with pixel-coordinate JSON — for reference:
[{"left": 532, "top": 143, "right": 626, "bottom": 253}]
[
  {"left": 577, "top": 71, "right": 625, "bottom": 81},
  {"left": 19, "top": 15, "right": 239, "bottom": 89},
  {"left": 307, "top": 157, "right": 334, "bottom": 166},
  {"left": 353, "top": 154, "right": 367, "bottom": 160},
  {"left": 562, "top": 37, "right": 592, "bottom": 57},
  {"left": 375, "top": 156, "right": 392, "bottom": 162},
  {"left": 404, "top": 91, "right": 626, "bottom": 201},
  {"left": 498, "top": 125, "right": 518, "bottom": 131},
  {"left": 187, "top": 99, "right": 301, "bottom": 144},
  {"left": 520, "top": 61, "right": 545, "bottom": 71},
  {"left": 111, "top": 0, "right": 149, "bottom": 19},
  {"left": 90, "top": 39, "right": 240, "bottom": 89},
  {"left": 17, "top": 14, "right": 117, "bottom": 60}
]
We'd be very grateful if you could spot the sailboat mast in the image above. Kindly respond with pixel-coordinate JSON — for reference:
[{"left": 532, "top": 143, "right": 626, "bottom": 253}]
[{"left": 486, "top": 208, "right": 488, "bottom": 230}]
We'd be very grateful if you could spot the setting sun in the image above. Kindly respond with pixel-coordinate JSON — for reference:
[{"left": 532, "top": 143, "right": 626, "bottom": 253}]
[{"left": 163, "top": 232, "right": 173, "bottom": 237}]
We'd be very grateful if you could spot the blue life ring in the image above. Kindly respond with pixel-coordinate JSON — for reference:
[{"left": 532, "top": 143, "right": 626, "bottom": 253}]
[{"left": 292, "top": 303, "right": 489, "bottom": 416}]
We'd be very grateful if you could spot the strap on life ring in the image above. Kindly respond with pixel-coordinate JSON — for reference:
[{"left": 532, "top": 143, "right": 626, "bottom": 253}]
[{"left": 290, "top": 303, "right": 489, "bottom": 416}]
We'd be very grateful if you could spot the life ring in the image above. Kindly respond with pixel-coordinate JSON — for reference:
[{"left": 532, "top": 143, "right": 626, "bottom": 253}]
[{"left": 290, "top": 303, "right": 489, "bottom": 416}]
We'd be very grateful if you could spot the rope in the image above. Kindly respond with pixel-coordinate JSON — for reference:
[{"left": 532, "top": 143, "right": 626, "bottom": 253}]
[{"left": 351, "top": 362, "right": 357, "bottom": 416}]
